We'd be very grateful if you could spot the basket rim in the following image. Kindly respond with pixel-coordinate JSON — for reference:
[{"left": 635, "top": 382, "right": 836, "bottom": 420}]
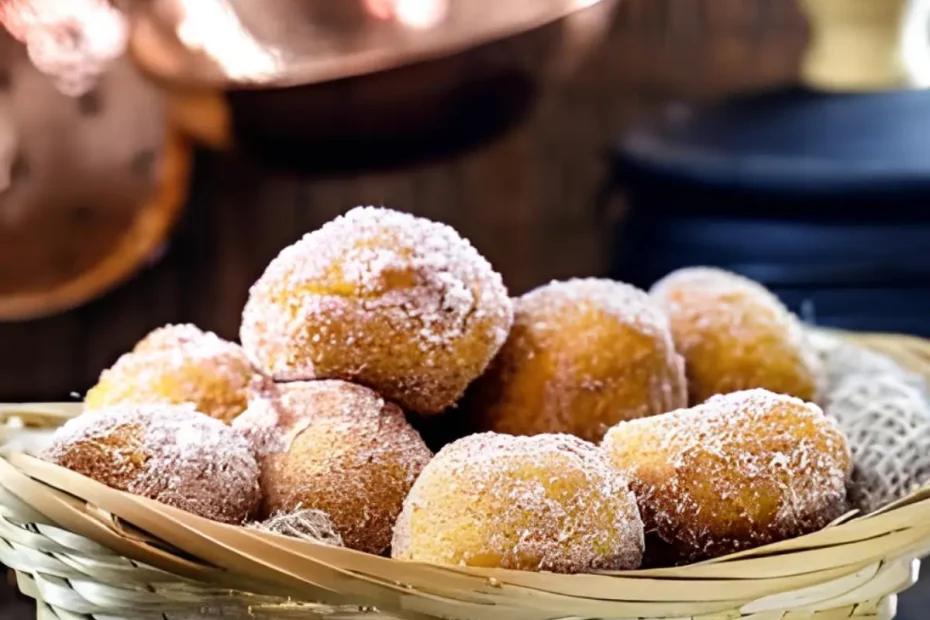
[
  {"left": 5, "top": 449, "right": 930, "bottom": 577},
  {"left": 1, "top": 327, "right": 929, "bottom": 620},
  {"left": 1, "top": 449, "right": 924, "bottom": 620}
]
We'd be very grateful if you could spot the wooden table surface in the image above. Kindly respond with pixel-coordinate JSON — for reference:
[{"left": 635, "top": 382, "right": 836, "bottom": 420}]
[{"left": 2, "top": 0, "right": 929, "bottom": 617}]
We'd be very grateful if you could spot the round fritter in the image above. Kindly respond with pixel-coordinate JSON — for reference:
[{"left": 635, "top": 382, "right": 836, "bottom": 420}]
[
  {"left": 85, "top": 324, "right": 260, "bottom": 423},
  {"left": 650, "top": 267, "right": 822, "bottom": 405},
  {"left": 132, "top": 323, "right": 217, "bottom": 354},
  {"left": 233, "top": 380, "right": 432, "bottom": 555},
  {"left": 465, "top": 279, "right": 687, "bottom": 442},
  {"left": 239, "top": 206, "right": 513, "bottom": 415},
  {"left": 602, "top": 389, "right": 851, "bottom": 563},
  {"left": 392, "top": 432, "right": 644, "bottom": 573},
  {"left": 43, "top": 404, "right": 261, "bottom": 524}
]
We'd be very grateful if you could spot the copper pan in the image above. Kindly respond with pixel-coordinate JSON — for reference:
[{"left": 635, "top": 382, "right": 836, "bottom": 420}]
[{"left": 122, "top": 0, "right": 620, "bottom": 172}]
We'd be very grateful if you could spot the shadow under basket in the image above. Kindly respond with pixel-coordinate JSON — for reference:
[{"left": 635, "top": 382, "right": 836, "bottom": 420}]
[{"left": 2, "top": 330, "right": 930, "bottom": 619}]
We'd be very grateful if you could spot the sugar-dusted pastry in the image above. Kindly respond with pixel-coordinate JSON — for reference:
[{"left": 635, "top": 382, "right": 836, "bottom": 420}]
[
  {"left": 234, "top": 380, "right": 432, "bottom": 555},
  {"left": 650, "top": 267, "right": 822, "bottom": 404},
  {"left": 465, "top": 279, "right": 686, "bottom": 442},
  {"left": 240, "top": 206, "right": 513, "bottom": 415},
  {"left": 85, "top": 324, "right": 260, "bottom": 423},
  {"left": 44, "top": 403, "right": 261, "bottom": 524},
  {"left": 602, "top": 389, "right": 851, "bottom": 563},
  {"left": 392, "top": 432, "right": 644, "bottom": 572}
]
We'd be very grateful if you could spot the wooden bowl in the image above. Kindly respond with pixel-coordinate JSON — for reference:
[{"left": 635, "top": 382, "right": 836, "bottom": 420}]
[{"left": 0, "top": 32, "right": 191, "bottom": 322}]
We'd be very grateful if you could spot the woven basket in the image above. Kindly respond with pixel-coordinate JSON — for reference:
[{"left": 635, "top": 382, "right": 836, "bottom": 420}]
[{"left": 2, "top": 330, "right": 930, "bottom": 620}]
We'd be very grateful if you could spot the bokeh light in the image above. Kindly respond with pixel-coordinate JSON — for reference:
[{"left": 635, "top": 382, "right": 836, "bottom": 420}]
[
  {"left": 173, "top": 0, "right": 281, "bottom": 82},
  {"left": 0, "top": 0, "right": 128, "bottom": 96},
  {"left": 364, "top": 0, "right": 449, "bottom": 29}
]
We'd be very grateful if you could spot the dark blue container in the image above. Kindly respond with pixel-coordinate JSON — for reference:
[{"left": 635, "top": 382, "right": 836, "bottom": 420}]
[{"left": 609, "top": 87, "right": 930, "bottom": 336}]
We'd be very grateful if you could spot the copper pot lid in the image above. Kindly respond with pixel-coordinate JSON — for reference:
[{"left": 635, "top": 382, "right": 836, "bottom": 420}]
[{"left": 124, "top": 0, "right": 609, "bottom": 89}]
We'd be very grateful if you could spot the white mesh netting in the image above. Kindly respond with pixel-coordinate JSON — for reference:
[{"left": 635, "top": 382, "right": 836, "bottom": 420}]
[
  {"left": 249, "top": 508, "right": 346, "bottom": 547},
  {"left": 814, "top": 334, "right": 930, "bottom": 514}
]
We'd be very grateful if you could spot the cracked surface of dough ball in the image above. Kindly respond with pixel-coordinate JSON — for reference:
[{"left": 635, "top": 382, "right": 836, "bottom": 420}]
[
  {"left": 43, "top": 404, "right": 261, "bottom": 524},
  {"left": 85, "top": 324, "right": 260, "bottom": 423},
  {"left": 602, "top": 389, "right": 850, "bottom": 563},
  {"left": 650, "top": 267, "right": 822, "bottom": 405},
  {"left": 240, "top": 206, "right": 514, "bottom": 415},
  {"left": 233, "top": 380, "right": 432, "bottom": 554},
  {"left": 392, "top": 432, "right": 644, "bottom": 572},
  {"left": 464, "top": 279, "right": 687, "bottom": 442}
]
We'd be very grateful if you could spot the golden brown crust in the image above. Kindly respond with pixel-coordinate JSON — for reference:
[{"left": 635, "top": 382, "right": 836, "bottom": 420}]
[
  {"left": 465, "top": 279, "right": 687, "bottom": 442},
  {"left": 48, "top": 421, "right": 148, "bottom": 491},
  {"left": 392, "top": 432, "right": 644, "bottom": 572},
  {"left": 602, "top": 389, "right": 851, "bottom": 564},
  {"left": 85, "top": 324, "right": 259, "bottom": 423},
  {"left": 239, "top": 207, "right": 514, "bottom": 415},
  {"left": 233, "top": 380, "right": 432, "bottom": 555},
  {"left": 44, "top": 404, "right": 261, "bottom": 524},
  {"left": 650, "top": 267, "right": 822, "bottom": 405}
]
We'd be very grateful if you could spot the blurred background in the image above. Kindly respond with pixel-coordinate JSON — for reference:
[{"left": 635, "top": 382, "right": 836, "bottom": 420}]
[{"left": 1, "top": 0, "right": 929, "bottom": 617}]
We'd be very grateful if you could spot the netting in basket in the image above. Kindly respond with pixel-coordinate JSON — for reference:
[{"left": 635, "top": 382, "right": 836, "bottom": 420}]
[{"left": 2, "top": 329, "right": 930, "bottom": 620}]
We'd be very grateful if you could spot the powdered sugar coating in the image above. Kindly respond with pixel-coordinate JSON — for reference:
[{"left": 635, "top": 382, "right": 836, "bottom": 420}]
[
  {"left": 85, "top": 324, "right": 260, "bottom": 423},
  {"left": 233, "top": 380, "right": 433, "bottom": 554},
  {"left": 602, "top": 389, "right": 850, "bottom": 563},
  {"left": 650, "top": 267, "right": 823, "bottom": 405},
  {"left": 240, "top": 206, "right": 514, "bottom": 415},
  {"left": 43, "top": 404, "right": 261, "bottom": 524},
  {"left": 133, "top": 323, "right": 221, "bottom": 354},
  {"left": 465, "top": 278, "right": 686, "bottom": 442},
  {"left": 392, "top": 432, "right": 644, "bottom": 573}
]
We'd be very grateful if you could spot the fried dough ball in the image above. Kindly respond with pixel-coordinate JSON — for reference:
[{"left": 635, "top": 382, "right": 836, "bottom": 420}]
[
  {"left": 85, "top": 324, "right": 260, "bottom": 423},
  {"left": 602, "top": 389, "right": 851, "bottom": 563},
  {"left": 464, "top": 279, "right": 687, "bottom": 442},
  {"left": 650, "top": 267, "right": 822, "bottom": 405},
  {"left": 392, "top": 432, "right": 644, "bottom": 572},
  {"left": 240, "top": 206, "right": 514, "bottom": 415},
  {"left": 43, "top": 404, "right": 261, "bottom": 524},
  {"left": 233, "top": 380, "right": 432, "bottom": 555},
  {"left": 133, "top": 323, "right": 216, "bottom": 354}
]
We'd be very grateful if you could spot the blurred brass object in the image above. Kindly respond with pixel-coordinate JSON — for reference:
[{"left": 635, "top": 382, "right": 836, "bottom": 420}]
[
  {"left": 123, "top": 0, "right": 619, "bottom": 169},
  {"left": 800, "top": 0, "right": 930, "bottom": 91}
]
